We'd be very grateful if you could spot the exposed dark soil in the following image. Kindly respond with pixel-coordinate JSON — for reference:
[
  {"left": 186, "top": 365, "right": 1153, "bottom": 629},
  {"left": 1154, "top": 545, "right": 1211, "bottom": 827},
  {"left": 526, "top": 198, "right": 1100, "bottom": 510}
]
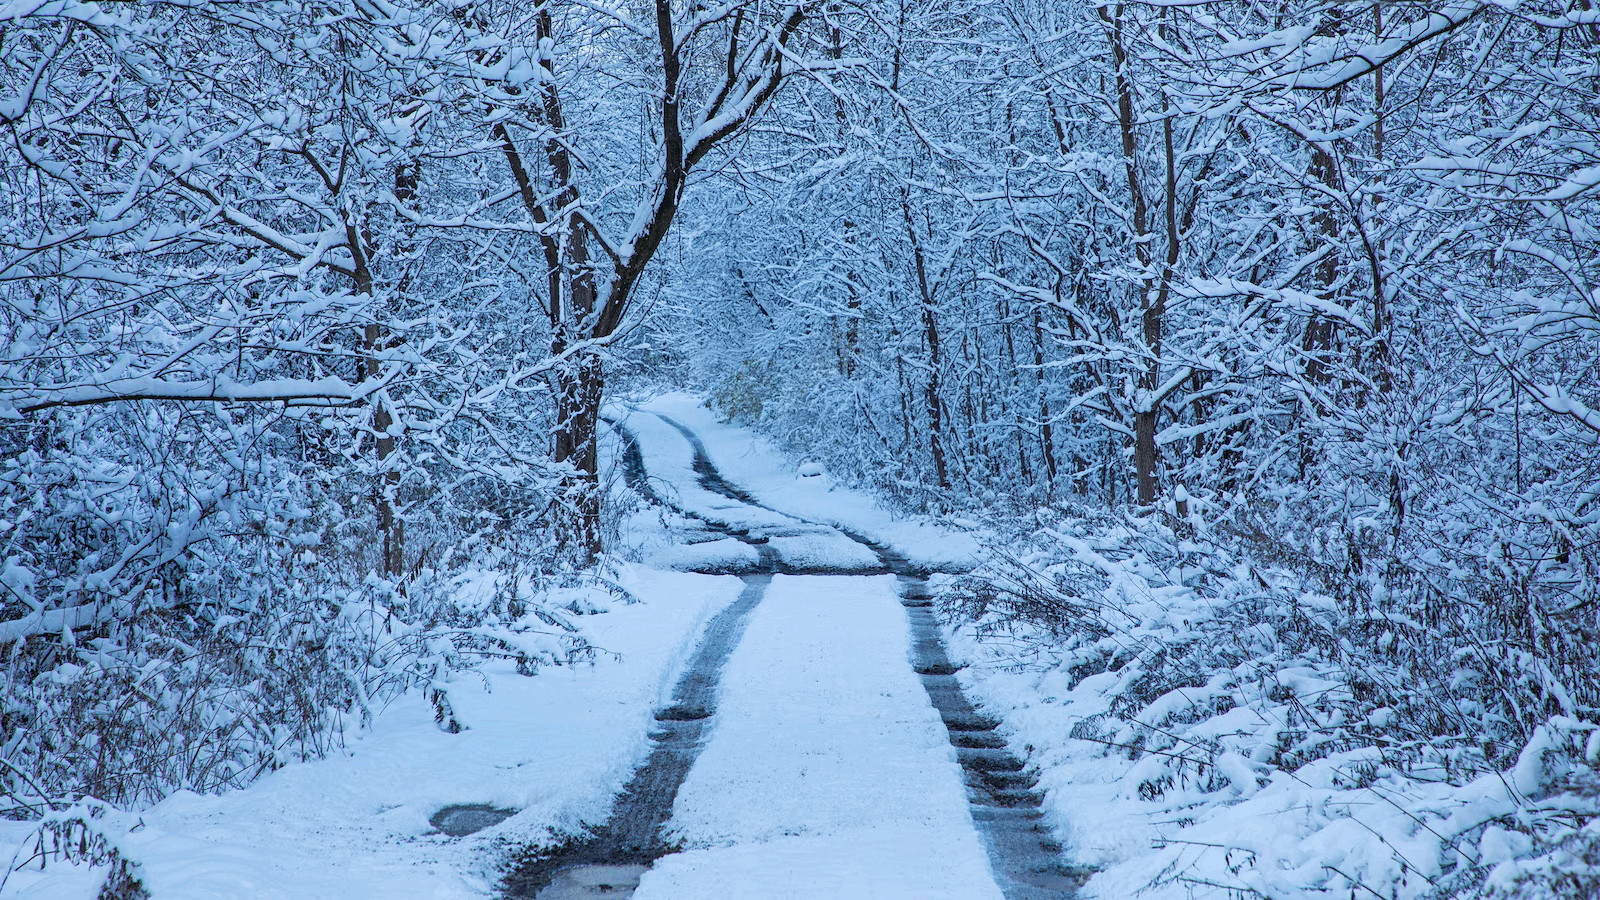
[{"left": 896, "top": 570, "right": 1089, "bottom": 898}]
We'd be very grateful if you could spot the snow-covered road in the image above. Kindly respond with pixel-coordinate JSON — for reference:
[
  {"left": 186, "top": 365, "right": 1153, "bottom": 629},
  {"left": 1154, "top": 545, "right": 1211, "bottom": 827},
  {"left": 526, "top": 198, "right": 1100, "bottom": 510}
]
[
  {"left": 634, "top": 575, "right": 1002, "bottom": 900},
  {"left": 543, "top": 396, "right": 1076, "bottom": 899},
  {"left": 2, "top": 394, "right": 1075, "bottom": 900}
]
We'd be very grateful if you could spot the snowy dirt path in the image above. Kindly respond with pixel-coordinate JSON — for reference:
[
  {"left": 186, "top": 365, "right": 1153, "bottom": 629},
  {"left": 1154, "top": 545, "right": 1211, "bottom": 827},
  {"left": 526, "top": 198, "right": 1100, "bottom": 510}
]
[
  {"left": 634, "top": 575, "right": 1001, "bottom": 900},
  {"left": 506, "top": 402, "right": 1079, "bottom": 899}
]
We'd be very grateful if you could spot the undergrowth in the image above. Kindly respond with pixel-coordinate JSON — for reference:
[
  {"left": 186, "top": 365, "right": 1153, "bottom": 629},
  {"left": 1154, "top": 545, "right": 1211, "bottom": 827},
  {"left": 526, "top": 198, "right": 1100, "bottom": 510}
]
[{"left": 942, "top": 503, "right": 1600, "bottom": 899}]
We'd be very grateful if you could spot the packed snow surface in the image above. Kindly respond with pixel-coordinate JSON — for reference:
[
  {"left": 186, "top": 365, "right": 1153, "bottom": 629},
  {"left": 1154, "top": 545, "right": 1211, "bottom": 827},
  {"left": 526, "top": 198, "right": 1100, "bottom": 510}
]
[{"left": 635, "top": 575, "right": 1003, "bottom": 899}]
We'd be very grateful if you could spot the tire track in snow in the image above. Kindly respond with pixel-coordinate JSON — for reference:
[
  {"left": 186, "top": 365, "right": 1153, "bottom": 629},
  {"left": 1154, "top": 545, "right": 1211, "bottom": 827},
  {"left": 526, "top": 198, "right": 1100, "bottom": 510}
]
[
  {"left": 647, "top": 413, "right": 1083, "bottom": 898},
  {"left": 502, "top": 421, "right": 776, "bottom": 898},
  {"left": 504, "top": 413, "right": 1082, "bottom": 898}
]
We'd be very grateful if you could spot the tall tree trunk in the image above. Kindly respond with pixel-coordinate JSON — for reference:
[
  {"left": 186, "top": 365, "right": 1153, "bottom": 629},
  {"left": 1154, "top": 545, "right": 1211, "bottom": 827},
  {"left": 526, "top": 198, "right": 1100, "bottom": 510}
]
[
  {"left": 1139, "top": 66, "right": 1182, "bottom": 507},
  {"left": 1032, "top": 307, "right": 1057, "bottom": 496},
  {"left": 366, "top": 324, "right": 403, "bottom": 580},
  {"left": 1368, "top": 3, "right": 1392, "bottom": 395},
  {"left": 351, "top": 222, "right": 403, "bottom": 580},
  {"left": 1299, "top": 142, "right": 1343, "bottom": 477},
  {"left": 1102, "top": 4, "right": 1161, "bottom": 505},
  {"left": 843, "top": 218, "right": 860, "bottom": 379},
  {"left": 1001, "top": 296, "right": 1032, "bottom": 486},
  {"left": 551, "top": 218, "right": 604, "bottom": 566},
  {"left": 551, "top": 347, "right": 603, "bottom": 565},
  {"left": 904, "top": 197, "right": 949, "bottom": 492},
  {"left": 923, "top": 302, "right": 948, "bottom": 492}
]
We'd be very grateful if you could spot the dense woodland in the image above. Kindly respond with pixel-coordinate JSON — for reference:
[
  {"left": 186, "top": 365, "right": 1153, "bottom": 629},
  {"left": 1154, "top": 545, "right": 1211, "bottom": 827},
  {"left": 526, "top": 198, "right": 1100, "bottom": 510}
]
[{"left": 3, "top": 0, "right": 1599, "bottom": 896}]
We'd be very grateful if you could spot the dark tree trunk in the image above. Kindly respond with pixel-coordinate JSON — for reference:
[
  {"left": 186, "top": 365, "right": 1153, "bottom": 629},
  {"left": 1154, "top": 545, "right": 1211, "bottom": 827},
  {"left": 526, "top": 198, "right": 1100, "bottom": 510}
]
[
  {"left": 1103, "top": 4, "right": 1161, "bottom": 506},
  {"left": 551, "top": 347, "right": 604, "bottom": 565},
  {"left": 498, "top": 0, "right": 808, "bottom": 564},
  {"left": 1134, "top": 411, "right": 1159, "bottom": 507},
  {"left": 352, "top": 227, "right": 403, "bottom": 580},
  {"left": 904, "top": 196, "right": 949, "bottom": 493},
  {"left": 371, "top": 366, "right": 403, "bottom": 580},
  {"left": 550, "top": 214, "right": 604, "bottom": 566},
  {"left": 922, "top": 303, "right": 948, "bottom": 492},
  {"left": 1032, "top": 308, "right": 1058, "bottom": 496}
]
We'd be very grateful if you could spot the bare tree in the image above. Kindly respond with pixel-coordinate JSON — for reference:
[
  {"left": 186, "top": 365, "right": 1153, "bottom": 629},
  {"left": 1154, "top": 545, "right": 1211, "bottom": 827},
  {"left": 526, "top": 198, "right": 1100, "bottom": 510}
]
[{"left": 468, "top": 0, "right": 837, "bottom": 562}]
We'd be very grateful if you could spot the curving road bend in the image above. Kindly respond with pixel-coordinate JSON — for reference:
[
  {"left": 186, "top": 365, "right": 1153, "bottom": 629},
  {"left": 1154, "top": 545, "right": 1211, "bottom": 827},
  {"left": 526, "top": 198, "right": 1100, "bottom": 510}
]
[{"left": 504, "top": 412, "right": 1081, "bottom": 899}]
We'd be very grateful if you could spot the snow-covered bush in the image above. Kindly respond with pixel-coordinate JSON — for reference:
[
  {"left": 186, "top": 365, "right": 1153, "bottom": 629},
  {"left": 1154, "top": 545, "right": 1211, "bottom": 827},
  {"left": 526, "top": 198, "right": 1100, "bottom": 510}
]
[
  {"left": 0, "top": 395, "right": 592, "bottom": 814},
  {"left": 0, "top": 798, "right": 147, "bottom": 899},
  {"left": 943, "top": 507, "right": 1600, "bottom": 899}
]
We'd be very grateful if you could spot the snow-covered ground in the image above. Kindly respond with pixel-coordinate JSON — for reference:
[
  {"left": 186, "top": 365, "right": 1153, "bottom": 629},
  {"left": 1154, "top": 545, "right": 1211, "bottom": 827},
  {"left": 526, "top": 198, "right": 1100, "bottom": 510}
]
[
  {"left": 23, "top": 391, "right": 1570, "bottom": 900},
  {"left": 623, "top": 393, "right": 982, "bottom": 574},
  {"left": 1, "top": 569, "right": 744, "bottom": 900}
]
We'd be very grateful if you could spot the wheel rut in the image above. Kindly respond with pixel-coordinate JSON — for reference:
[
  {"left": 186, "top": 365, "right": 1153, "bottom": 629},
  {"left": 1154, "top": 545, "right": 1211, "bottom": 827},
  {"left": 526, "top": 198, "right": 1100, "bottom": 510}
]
[
  {"left": 501, "top": 412, "right": 1083, "bottom": 898},
  {"left": 503, "top": 421, "right": 775, "bottom": 899}
]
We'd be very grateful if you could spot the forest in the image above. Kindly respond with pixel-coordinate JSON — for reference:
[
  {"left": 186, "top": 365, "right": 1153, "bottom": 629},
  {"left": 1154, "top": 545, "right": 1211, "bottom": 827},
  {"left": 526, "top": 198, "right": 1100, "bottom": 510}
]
[{"left": 2, "top": 0, "right": 1598, "bottom": 898}]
